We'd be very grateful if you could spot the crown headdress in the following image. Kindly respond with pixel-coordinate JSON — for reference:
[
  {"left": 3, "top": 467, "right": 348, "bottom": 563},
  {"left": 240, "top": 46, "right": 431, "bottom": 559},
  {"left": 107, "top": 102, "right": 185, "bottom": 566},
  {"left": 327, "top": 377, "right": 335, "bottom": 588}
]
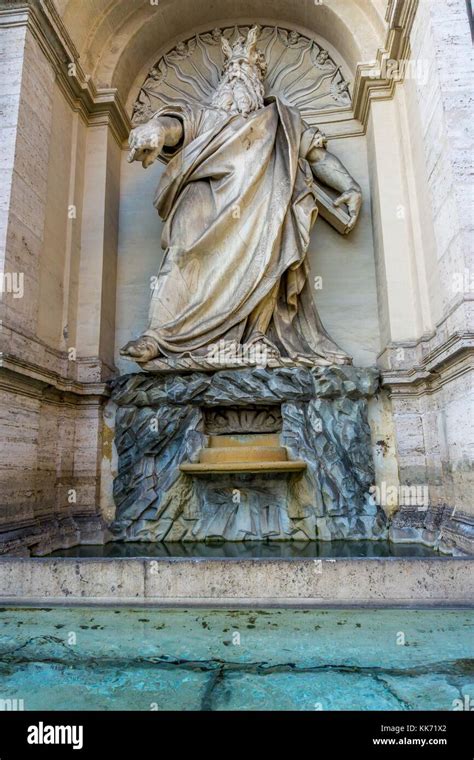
[{"left": 221, "top": 26, "right": 267, "bottom": 79}]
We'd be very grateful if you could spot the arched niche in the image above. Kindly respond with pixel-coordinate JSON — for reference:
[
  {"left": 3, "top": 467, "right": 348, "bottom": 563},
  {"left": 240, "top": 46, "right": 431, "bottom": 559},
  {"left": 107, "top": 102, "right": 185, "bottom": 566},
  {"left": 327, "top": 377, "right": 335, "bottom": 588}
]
[{"left": 58, "top": 0, "right": 386, "bottom": 99}]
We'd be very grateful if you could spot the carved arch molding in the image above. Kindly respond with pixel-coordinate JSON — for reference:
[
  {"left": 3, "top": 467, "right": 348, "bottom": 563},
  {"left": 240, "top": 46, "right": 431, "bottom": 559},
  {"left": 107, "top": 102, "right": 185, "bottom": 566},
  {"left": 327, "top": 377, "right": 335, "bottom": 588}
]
[{"left": 132, "top": 25, "right": 351, "bottom": 130}]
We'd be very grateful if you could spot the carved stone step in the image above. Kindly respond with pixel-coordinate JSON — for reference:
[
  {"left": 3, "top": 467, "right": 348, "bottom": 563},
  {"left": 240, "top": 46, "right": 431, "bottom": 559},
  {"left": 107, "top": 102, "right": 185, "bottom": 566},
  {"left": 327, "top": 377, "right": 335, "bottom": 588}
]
[
  {"left": 207, "top": 433, "right": 280, "bottom": 448},
  {"left": 180, "top": 459, "right": 307, "bottom": 474},
  {"left": 200, "top": 445, "right": 287, "bottom": 464}
]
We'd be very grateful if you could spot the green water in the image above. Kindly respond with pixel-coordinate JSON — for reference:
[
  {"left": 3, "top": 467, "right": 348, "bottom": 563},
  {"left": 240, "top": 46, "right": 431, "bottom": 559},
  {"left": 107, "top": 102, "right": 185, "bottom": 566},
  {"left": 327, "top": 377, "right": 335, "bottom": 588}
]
[
  {"left": 47, "top": 540, "right": 441, "bottom": 558},
  {"left": 0, "top": 607, "right": 472, "bottom": 711}
]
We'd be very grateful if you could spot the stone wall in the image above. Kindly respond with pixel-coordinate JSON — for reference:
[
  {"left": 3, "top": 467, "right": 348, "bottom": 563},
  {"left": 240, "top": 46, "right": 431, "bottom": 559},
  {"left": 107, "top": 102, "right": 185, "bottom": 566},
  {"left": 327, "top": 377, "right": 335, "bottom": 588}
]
[
  {"left": 0, "top": 4, "right": 118, "bottom": 553},
  {"left": 378, "top": 0, "right": 473, "bottom": 551},
  {"left": 0, "top": 381, "right": 107, "bottom": 556}
]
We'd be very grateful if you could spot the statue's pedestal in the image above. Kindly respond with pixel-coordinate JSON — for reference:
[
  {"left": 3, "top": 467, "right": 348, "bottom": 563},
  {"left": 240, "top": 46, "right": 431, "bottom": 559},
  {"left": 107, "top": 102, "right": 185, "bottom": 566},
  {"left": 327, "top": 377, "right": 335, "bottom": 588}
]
[{"left": 109, "top": 366, "right": 387, "bottom": 542}]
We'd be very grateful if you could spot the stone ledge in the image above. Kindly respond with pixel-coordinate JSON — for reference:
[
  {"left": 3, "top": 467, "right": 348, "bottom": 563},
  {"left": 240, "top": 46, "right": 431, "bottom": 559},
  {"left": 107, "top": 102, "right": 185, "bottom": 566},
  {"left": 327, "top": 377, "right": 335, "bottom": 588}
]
[
  {"left": 379, "top": 330, "right": 474, "bottom": 392},
  {"left": 0, "top": 557, "right": 471, "bottom": 606},
  {"left": 0, "top": 360, "right": 110, "bottom": 400},
  {"left": 180, "top": 460, "right": 307, "bottom": 474},
  {"left": 0, "top": 321, "right": 117, "bottom": 387}
]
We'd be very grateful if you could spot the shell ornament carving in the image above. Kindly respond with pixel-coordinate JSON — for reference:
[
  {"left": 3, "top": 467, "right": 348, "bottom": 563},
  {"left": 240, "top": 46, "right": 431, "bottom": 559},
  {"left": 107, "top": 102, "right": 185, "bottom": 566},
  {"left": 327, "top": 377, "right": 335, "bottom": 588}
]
[
  {"left": 132, "top": 26, "right": 351, "bottom": 128},
  {"left": 204, "top": 406, "right": 283, "bottom": 435}
]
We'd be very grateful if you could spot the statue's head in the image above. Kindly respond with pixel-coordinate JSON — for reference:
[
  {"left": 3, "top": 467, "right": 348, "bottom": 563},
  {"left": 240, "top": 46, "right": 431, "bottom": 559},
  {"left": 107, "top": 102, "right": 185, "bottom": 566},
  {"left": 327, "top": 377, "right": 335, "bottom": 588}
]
[{"left": 211, "top": 26, "right": 266, "bottom": 116}]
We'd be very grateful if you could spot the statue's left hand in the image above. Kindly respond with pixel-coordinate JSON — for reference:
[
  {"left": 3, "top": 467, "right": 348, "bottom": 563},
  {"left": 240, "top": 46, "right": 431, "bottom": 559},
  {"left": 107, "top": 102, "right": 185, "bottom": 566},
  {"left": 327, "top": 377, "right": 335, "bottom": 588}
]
[{"left": 334, "top": 187, "right": 362, "bottom": 233}]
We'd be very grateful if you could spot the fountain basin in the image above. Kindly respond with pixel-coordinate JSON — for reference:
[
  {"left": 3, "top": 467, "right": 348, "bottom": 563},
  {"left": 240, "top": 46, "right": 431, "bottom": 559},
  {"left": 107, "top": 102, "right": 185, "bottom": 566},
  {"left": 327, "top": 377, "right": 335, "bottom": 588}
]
[{"left": 0, "top": 606, "right": 472, "bottom": 711}]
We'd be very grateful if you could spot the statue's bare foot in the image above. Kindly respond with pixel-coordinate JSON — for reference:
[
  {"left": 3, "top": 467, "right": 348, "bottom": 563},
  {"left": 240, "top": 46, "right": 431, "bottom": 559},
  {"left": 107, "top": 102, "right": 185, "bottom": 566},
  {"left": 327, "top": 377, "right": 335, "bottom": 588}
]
[{"left": 120, "top": 336, "right": 160, "bottom": 363}]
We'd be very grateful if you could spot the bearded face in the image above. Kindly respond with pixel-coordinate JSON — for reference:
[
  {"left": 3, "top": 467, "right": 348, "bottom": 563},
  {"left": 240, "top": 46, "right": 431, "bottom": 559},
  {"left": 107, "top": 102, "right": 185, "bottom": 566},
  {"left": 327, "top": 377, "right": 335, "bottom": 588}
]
[{"left": 211, "top": 63, "right": 265, "bottom": 116}]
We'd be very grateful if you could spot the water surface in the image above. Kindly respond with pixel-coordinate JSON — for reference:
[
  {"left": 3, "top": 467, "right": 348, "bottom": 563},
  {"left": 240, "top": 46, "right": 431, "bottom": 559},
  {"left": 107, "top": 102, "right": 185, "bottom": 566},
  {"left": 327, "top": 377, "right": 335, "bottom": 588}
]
[
  {"left": 0, "top": 607, "right": 472, "bottom": 711},
  {"left": 47, "top": 540, "right": 441, "bottom": 559}
]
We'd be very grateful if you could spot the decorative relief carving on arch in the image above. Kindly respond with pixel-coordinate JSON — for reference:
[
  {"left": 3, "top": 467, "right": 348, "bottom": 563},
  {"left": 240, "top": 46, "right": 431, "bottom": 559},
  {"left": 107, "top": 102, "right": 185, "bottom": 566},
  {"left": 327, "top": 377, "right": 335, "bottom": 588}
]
[{"left": 131, "top": 25, "right": 351, "bottom": 129}]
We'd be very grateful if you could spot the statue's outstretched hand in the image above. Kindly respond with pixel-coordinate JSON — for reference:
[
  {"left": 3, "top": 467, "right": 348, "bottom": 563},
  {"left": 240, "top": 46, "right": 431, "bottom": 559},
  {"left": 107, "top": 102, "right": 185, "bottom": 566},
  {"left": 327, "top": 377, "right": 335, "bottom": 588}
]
[
  {"left": 128, "top": 120, "right": 165, "bottom": 168},
  {"left": 334, "top": 187, "right": 362, "bottom": 233}
]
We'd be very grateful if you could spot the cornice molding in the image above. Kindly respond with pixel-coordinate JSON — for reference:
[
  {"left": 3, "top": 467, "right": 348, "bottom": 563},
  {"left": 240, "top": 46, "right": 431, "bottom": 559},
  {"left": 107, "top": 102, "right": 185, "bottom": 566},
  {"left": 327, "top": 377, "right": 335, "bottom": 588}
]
[
  {"left": 0, "top": 354, "right": 110, "bottom": 403},
  {"left": 380, "top": 332, "right": 474, "bottom": 395},
  {"left": 352, "top": 0, "right": 419, "bottom": 128},
  {"left": 0, "top": 0, "right": 131, "bottom": 145}
]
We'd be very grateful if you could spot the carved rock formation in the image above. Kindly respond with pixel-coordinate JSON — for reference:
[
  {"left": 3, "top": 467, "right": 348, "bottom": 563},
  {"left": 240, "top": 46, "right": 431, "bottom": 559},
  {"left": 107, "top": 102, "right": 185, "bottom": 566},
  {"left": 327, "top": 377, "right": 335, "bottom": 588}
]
[{"left": 109, "top": 367, "right": 387, "bottom": 542}]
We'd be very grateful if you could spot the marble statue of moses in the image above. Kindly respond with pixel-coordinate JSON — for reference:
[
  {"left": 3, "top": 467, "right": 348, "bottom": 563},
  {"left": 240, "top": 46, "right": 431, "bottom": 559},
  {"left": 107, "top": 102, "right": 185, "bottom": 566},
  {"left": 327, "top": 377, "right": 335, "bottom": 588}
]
[{"left": 122, "top": 26, "right": 362, "bottom": 367}]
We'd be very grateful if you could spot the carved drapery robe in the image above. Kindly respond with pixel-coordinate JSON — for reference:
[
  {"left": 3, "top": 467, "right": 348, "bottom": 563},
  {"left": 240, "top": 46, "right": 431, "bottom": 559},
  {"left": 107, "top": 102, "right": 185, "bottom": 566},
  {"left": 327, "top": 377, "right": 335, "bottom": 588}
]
[{"left": 144, "top": 97, "right": 348, "bottom": 363}]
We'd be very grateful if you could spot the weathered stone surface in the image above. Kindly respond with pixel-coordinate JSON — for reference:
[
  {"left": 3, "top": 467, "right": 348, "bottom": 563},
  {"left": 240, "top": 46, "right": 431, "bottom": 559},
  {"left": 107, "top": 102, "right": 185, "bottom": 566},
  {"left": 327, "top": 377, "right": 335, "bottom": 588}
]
[
  {"left": 389, "top": 505, "right": 474, "bottom": 556},
  {"left": 0, "top": 556, "right": 472, "bottom": 606},
  {"left": 109, "top": 366, "right": 386, "bottom": 542},
  {"left": 111, "top": 367, "right": 317, "bottom": 407}
]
